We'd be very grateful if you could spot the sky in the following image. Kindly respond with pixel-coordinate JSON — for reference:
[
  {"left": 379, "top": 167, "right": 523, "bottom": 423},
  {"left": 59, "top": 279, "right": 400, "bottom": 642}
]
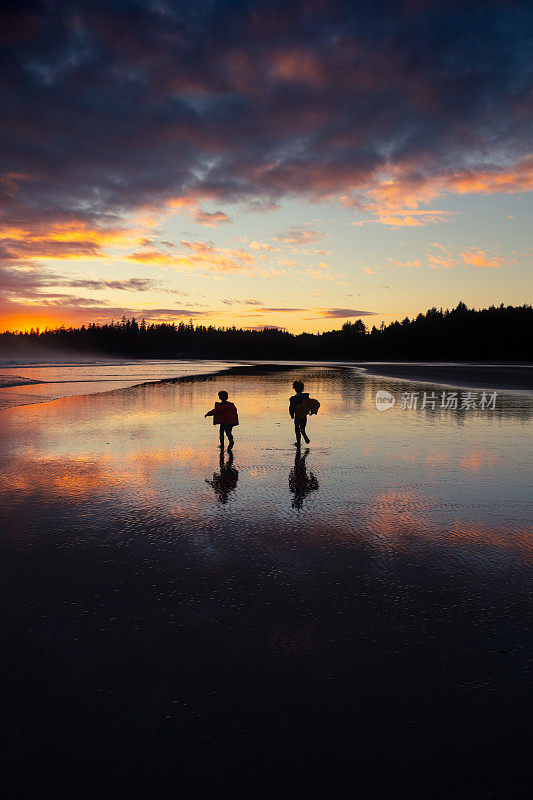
[{"left": 1, "top": 0, "right": 532, "bottom": 334}]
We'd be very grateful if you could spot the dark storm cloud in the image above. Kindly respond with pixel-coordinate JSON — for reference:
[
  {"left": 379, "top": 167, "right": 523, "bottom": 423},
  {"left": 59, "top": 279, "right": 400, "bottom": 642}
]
[{"left": 0, "top": 0, "right": 532, "bottom": 238}]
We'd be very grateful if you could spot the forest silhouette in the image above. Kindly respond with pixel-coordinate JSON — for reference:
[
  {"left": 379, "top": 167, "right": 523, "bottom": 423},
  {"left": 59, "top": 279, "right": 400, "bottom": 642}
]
[{"left": 1, "top": 302, "right": 531, "bottom": 361}]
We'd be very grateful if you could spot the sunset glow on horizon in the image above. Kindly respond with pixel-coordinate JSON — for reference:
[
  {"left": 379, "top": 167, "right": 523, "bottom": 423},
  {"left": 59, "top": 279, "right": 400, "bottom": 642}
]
[{"left": 1, "top": 0, "right": 532, "bottom": 334}]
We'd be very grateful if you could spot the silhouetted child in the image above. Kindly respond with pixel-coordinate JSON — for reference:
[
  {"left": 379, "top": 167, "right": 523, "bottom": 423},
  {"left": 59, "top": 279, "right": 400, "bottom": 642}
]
[
  {"left": 205, "top": 390, "right": 239, "bottom": 451},
  {"left": 289, "top": 380, "right": 320, "bottom": 448},
  {"left": 289, "top": 380, "right": 311, "bottom": 447}
]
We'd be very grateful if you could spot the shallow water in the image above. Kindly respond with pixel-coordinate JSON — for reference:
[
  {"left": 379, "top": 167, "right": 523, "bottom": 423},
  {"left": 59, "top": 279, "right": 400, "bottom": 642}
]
[
  {"left": 1, "top": 365, "right": 531, "bottom": 799},
  {"left": 0, "top": 358, "right": 241, "bottom": 408}
]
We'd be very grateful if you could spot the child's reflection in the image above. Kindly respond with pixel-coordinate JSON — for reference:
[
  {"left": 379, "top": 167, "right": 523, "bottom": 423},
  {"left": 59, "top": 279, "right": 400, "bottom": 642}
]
[
  {"left": 289, "top": 448, "right": 319, "bottom": 510},
  {"left": 205, "top": 451, "right": 239, "bottom": 505}
]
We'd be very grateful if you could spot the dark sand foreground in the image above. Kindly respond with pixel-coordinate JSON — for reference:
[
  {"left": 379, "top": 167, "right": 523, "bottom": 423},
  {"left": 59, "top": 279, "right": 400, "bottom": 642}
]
[{"left": 1, "top": 364, "right": 531, "bottom": 800}]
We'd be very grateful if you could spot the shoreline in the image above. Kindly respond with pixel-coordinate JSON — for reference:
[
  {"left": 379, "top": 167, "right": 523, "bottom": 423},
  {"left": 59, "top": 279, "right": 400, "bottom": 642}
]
[
  {"left": 359, "top": 362, "right": 533, "bottom": 392},
  {"left": 0, "top": 362, "right": 294, "bottom": 411},
  {"left": 1, "top": 360, "right": 531, "bottom": 411}
]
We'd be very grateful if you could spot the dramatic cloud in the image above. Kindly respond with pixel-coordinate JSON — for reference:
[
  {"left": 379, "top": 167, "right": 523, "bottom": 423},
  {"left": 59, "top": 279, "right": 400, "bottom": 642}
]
[
  {"left": 345, "top": 157, "right": 533, "bottom": 225},
  {"left": 1, "top": 0, "right": 531, "bottom": 244},
  {"left": 1, "top": 0, "right": 532, "bottom": 327}
]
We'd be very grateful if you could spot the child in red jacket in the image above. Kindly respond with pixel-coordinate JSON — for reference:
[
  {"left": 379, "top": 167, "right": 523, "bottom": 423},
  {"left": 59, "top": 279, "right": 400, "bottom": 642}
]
[{"left": 204, "top": 390, "right": 239, "bottom": 451}]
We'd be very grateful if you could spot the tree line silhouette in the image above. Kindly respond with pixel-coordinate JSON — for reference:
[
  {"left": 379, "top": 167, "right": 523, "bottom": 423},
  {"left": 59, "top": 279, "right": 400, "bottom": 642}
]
[{"left": 1, "top": 302, "right": 531, "bottom": 361}]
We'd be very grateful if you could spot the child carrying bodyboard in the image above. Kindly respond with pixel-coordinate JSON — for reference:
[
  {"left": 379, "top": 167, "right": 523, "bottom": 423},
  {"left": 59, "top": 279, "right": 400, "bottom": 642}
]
[{"left": 288, "top": 380, "right": 320, "bottom": 448}]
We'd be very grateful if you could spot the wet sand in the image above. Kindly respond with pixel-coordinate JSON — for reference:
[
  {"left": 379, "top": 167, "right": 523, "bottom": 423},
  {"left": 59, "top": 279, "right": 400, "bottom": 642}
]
[
  {"left": 0, "top": 359, "right": 242, "bottom": 409},
  {"left": 360, "top": 362, "right": 533, "bottom": 391},
  {"left": 0, "top": 364, "right": 531, "bottom": 799}
]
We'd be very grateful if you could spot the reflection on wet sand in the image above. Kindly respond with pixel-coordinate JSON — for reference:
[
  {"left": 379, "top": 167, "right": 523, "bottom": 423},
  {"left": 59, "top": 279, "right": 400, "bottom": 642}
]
[
  {"left": 206, "top": 451, "right": 239, "bottom": 505},
  {"left": 0, "top": 364, "right": 531, "bottom": 565},
  {"left": 0, "top": 364, "right": 531, "bottom": 800},
  {"left": 288, "top": 448, "right": 319, "bottom": 510}
]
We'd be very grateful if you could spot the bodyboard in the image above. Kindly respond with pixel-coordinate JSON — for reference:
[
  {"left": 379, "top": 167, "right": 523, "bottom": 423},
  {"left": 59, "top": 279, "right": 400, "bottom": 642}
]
[{"left": 295, "top": 397, "right": 320, "bottom": 417}]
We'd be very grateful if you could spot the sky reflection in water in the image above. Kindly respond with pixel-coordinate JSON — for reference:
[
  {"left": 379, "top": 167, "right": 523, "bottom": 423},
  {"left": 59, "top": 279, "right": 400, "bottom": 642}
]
[
  {"left": 1, "top": 364, "right": 532, "bottom": 799},
  {"left": 1, "top": 365, "right": 531, "bottom": 579}
]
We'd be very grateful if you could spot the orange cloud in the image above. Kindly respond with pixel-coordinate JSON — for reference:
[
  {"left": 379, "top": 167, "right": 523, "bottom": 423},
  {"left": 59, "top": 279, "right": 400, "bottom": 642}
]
[
  {"left": 128, "top": 241, "right": 258, "bottom": 275},
  {"left": 0, "top": 220, "right": 145, "bottom": 266},
  {"left": 460, "top": 249, "right": 504, "bottom": 269},
  {"left": 389, "top": 259, "right": 422, "bottom": 268},
  {"left": 447, "top": 156, "right": 533, "bottom": 195},
  {"left": 346, "top": 154, "right": 533, "bottom": 226},
  {"left": 428, "top": 253, "right": 456, "bottom": 270},
  {"left": 388, "top": 244, "right": 507, "bottom": 271},
  {"left": 249, "top": 240, "right": 273, "bottom": 251},
  {"left": 379, "top": 214, "right": 425, "bottom": 227}
]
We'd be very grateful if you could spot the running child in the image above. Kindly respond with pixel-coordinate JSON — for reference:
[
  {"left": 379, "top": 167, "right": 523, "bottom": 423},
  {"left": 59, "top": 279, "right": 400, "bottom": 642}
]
[
  {"left": 289, "top": 380, "right": 320, "bottom": 448},
  {"left": 205, "top": 390, "right": 239, "bottom": 451}
]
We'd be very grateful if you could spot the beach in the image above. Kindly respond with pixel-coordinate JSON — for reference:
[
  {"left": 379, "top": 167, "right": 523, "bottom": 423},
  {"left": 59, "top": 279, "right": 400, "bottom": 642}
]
[
  {"left": 0, "top": 359, "right": 243, "bottom": 409},
  {"left": 1, "top": 362, "right": 531, "bottom": 799},
  {"left": 360, "top": 362, "right": 533, "bottom": 391}
]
